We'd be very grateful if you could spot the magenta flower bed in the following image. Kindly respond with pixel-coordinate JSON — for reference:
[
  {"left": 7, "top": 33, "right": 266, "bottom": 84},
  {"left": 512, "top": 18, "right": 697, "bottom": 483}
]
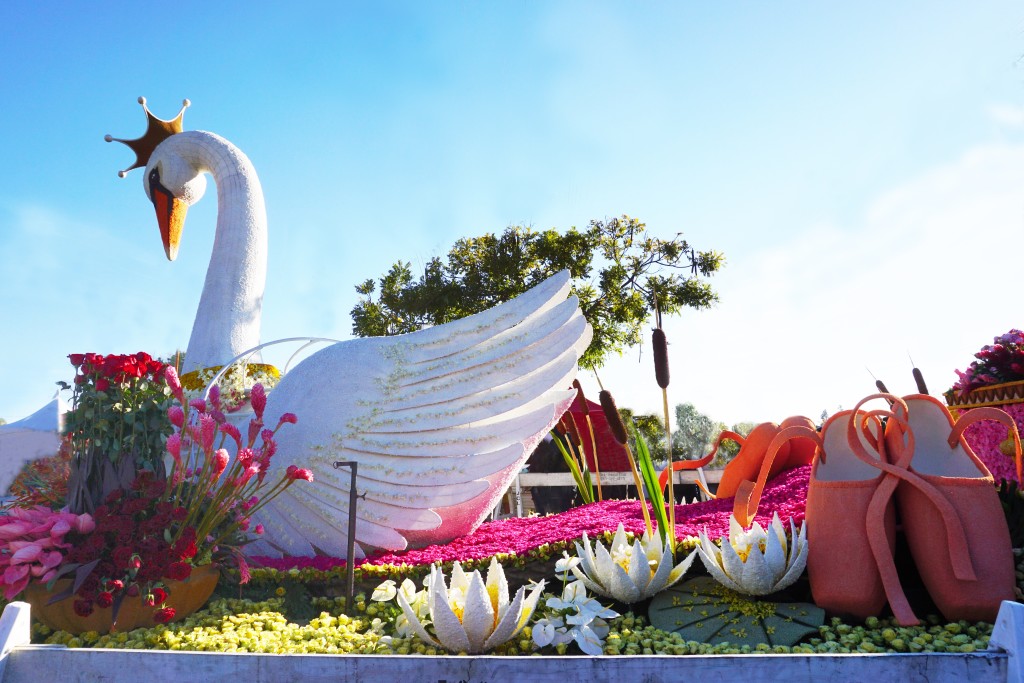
[
  {"left": 254, "top": 465, "right": 810, "bottom": 572},
  {"left": 962, "top": 402, "right": 1024, "bottom": 485}
]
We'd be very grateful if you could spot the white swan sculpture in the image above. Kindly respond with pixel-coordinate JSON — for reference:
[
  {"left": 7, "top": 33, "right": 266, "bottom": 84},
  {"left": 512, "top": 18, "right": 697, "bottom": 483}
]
[{"left": 108, "top": 99, "right": 592, "bottom": 557}]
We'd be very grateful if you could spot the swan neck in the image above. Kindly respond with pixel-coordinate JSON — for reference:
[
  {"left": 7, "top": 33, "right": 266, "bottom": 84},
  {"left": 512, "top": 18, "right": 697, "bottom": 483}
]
[{"left": 179, "top": 131, "right": 267, "bottom": 373}]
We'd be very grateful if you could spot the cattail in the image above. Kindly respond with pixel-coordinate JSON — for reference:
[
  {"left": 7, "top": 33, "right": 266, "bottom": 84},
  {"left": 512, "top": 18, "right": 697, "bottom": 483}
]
[
  {"left": 912, "top": 367, "right": 928, "bottom": 395},
  {"left": 572, "top": 379, "right": 590, "bottom": 415},
  {"left": 600, "top": 390, "right": 628, "bottom": 445},
  {"left": 653, "top": 328, "right": 670, "bottom": 389},
  {"left": 563, "top": 413, "right": 583, "bottom": 447},
  {"left": 574, "top": 378, "right": 602, "bottom": 500}
]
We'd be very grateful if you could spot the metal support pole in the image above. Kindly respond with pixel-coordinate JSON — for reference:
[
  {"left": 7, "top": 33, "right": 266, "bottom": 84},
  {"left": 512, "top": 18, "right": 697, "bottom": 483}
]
[{"left": 332, "top": 460, "right": 359, "bottom": 614}]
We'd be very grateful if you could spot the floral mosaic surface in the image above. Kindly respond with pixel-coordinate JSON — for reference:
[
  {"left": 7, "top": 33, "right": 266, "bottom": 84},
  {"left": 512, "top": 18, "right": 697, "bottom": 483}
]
[{"left": 254, "top": 465, "right": 810, "bottom": 571}]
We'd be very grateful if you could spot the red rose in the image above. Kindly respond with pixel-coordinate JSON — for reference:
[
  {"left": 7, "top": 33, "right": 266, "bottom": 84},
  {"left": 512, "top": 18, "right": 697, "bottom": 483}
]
[
  {"left": 166, "top": 562, "right": 191, "bottom": 581},
  {"left": 73, "top": 600, "right": 94, "bottom": 617},
  {"left": 96, "top": 591, "right": 113, "bottom": 608},
  {"left": 69, "top": 353, "right": 86, "bottom": 367},
  {"left": 96, "top": 378, "right": 110, "bottom": 392},
  {"left": 151, "top": 587, "right": 168, "bottom": 604},
  {"left": 153, "top": 607, "right": 176, "bottom": 624},
  {"left": 112, "top": 546, "right": 133, "bottom": 570}
]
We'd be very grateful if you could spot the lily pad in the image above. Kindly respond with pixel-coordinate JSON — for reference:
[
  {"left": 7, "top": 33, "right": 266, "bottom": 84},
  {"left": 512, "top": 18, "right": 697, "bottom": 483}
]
[{"left": 647, "top": 576, "right": 824, "bottom": 647}]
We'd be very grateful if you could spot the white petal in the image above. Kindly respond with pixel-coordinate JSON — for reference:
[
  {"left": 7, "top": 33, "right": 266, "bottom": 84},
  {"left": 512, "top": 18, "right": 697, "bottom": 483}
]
[
  {"left": 610, "top": 523, "right": 629, "bottom": 554},
  {"left": 593, "top": 538, "right": 617, "bottom": 589},
  {"left": 533, "top": 620, "right": 555, "bottom": 647},
  {"left": 738, "top": 544, "right": 774, "bottom": 595},
  {"left": 719, "top": 536, "right": 748, "bottom": 586},
  {"left": 627, "top": 538, "right": 650, "bottom": 594},
  {"left": 486, "top": 556, "right": 510, "bottom": 621},
  {"left": 570, "top": 566, "right": 605, "bottom": 596},
  {"left": 484, "top": 585, "right": 525, "bottom": 650},
  {"left": 396, "top": 584, "right": 439, "bottom": 648},
  {"left": 729, "top": 514, "right": 745, "bottom": 541},
  {"left": 607, "top": 556, "right": 642, "bottom": 604},
  {"left": 665, "top": 548, "right": 699, "bottom": 589},
  {"left": 371, "top": 580, "right": 397, "bottom": 602},
  {"left": 774, "top": 522, "right": 808, "bottom": 592},
  {"left": 576, "top": 536, "right": 600, "bottom": 582},
  {"left": 771, "top": 513, "right": 788, "bottom": 556},
  {"left": 462, "top": 570, "right": 496, "bottom": 653},
  {"left": 574, "top": 624, "right": 606, "bottom": 655},
  {"left": 646, "top": 544, "right": 675, "bottom": 595},
  {"left": 430, "top": 574, "right": 472, "bottom": 653},
  {"left": 450, "top": 562, "right": 470, "bottom": 593},
  {"left": 762, "top": 521, "right": 788, "bottom": 584}
]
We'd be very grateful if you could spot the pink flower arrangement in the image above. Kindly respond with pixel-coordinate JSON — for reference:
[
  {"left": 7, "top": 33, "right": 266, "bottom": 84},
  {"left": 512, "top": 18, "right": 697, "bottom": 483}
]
[
  {"left": 255, "top": 465, "right": 810, "bottom": 572},
  {"left": 0, "top": 506, "right": 95, "bottom": 600},
  {"left": 163, "top": 367, "right": 313, "bottom": 573},
  {"left": 950, "top": 329, "right": 1024, "bottom": 398}
]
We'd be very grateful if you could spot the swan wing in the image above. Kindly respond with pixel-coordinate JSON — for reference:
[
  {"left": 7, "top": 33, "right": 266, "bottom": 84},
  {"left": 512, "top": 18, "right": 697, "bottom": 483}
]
[{"left": 257, "top": 270, "right": 592, "bottom": 558}]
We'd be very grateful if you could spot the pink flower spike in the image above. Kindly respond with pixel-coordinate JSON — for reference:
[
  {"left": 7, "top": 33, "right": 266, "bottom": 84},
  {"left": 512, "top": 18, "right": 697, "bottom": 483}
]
[
  {"left": 276, "top": 413, "right": 298, "bottom": 426},
  {"left": 200, "top": 413, "right": 217, "bottom": 452},
  {"left": 286, "top": 466, "right": 314, "bottom": 482},
  {"left": 209, "top": 383, "right": 222, "bottom": 411},
  {"left": 189, "top": 398, "right": 207, "bottom": 413},
  {"left": 166, "top": 433, "right": 182, "bottom": 462},
  {"left": 251, "top": 383, "right": 267, "bottom": 420},
  {"left": 237, "top": 448, "right": 255, "bottom": 467},
  {"left": 261, "top": 429, "right": 274, "bottom": 443},
  {"left": 165, "top": 366, "right": 184, "bottom": 402},
  {"left": 239, "top": 463, "right": 261, "bottom": 485},
  {"left": 168, "top": 405, "right": 185, "bottom": 428},
  {"left": 247, "top": 419, "right": 263, "bottom": 446},
  {"left": 220, "top": 423, "right": 242, "bottom": 447},
  {"left": 212, "top": 449, "right": 230, "bottom": 475},
  {"left": 254, "top": 524, "right": 264, "bottom": 535}
]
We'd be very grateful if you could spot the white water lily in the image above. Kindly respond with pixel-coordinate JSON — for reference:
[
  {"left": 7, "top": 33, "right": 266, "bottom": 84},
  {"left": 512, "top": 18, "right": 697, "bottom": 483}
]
[
  {"left": 395, "top": 557, "right": 545, "bottom": 654},
  {"left": 571, "top": 523, "right": 697, "bottom": 604},
  {"left": 696, "top": 513, "right": 808, "bottom": 596}
]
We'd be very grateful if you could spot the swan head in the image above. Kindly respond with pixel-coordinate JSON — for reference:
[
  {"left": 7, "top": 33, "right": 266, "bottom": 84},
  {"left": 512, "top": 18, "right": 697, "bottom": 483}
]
[{"left": 143, "top": 141, "right": 207, "bottom": 261}]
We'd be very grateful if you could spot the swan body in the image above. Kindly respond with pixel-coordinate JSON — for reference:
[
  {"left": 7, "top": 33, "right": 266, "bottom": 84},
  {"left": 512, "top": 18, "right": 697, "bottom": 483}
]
[{"left": 143, "top": 127, "right": 591, "bottom": 557}]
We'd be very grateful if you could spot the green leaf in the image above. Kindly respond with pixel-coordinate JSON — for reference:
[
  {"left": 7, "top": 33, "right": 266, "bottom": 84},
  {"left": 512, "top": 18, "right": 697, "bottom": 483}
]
[{"left": 648, "top": 577, "right": 824, "bottom": 647}]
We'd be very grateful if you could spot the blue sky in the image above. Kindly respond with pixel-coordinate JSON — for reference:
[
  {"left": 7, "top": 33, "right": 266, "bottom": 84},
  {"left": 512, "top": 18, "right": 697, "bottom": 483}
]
[{"left": 2, "top": 2, "right": 1024, "bottom": 430}]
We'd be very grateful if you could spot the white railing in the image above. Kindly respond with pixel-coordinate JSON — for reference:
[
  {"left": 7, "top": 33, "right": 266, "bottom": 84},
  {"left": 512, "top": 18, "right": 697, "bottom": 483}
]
[{"left": 0, "top": 600, "right": 1019, "bottom": 683}]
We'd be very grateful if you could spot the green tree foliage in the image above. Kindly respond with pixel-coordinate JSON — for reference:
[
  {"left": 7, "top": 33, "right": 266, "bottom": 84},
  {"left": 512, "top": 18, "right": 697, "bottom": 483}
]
[
  {"left": 351, "top": 216, "right": 723, "bottom": 368},
  {"left": 671, "top": 404, "right": 755, "bottom": 468},
  {"left": 672, "top": 402, "right": 719, "bottom": 461},
  {"left": 617, "top": 407, "right": 668, "bottom": 462}
]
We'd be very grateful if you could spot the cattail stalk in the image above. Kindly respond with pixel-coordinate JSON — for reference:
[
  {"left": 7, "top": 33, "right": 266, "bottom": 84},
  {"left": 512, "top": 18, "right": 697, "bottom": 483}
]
[
  {"left": 573, "top": 379, "right": 602, "bottom": 500},
  {"left": 600, "top": 389, "right": 653, "bottom": 537},
  {"left": 560, "top": 415, "right": 587, "bottom": 477},
  {"left": 652, "top": 328, "right": 677, "bottom": 548}
]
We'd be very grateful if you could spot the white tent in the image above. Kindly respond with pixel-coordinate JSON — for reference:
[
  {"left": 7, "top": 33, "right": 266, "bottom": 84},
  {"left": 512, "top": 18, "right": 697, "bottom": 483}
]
[{"left": 0, "top": 398, "right": 66, "bottom": 494}]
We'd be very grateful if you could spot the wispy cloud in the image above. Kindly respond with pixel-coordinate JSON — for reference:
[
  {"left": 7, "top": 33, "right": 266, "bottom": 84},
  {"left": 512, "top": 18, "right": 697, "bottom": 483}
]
[
  {"left": 988, "top": 104, "right": 1024, "bottom": 128},
  {"left": 583, "top": 140, "right": 1024, "bottom": 427}
]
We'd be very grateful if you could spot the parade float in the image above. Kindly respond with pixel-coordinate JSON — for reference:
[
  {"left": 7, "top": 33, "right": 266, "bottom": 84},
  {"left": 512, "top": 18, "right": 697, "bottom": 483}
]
[{"left": 0, "top": 99, "right": 1020, "bottom": 682}]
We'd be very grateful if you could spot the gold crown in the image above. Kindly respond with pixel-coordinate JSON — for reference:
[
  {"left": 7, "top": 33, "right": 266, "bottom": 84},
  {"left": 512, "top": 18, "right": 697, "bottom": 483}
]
[{"left": 105, "top": 97, "right": 190, "bottom": 177}]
